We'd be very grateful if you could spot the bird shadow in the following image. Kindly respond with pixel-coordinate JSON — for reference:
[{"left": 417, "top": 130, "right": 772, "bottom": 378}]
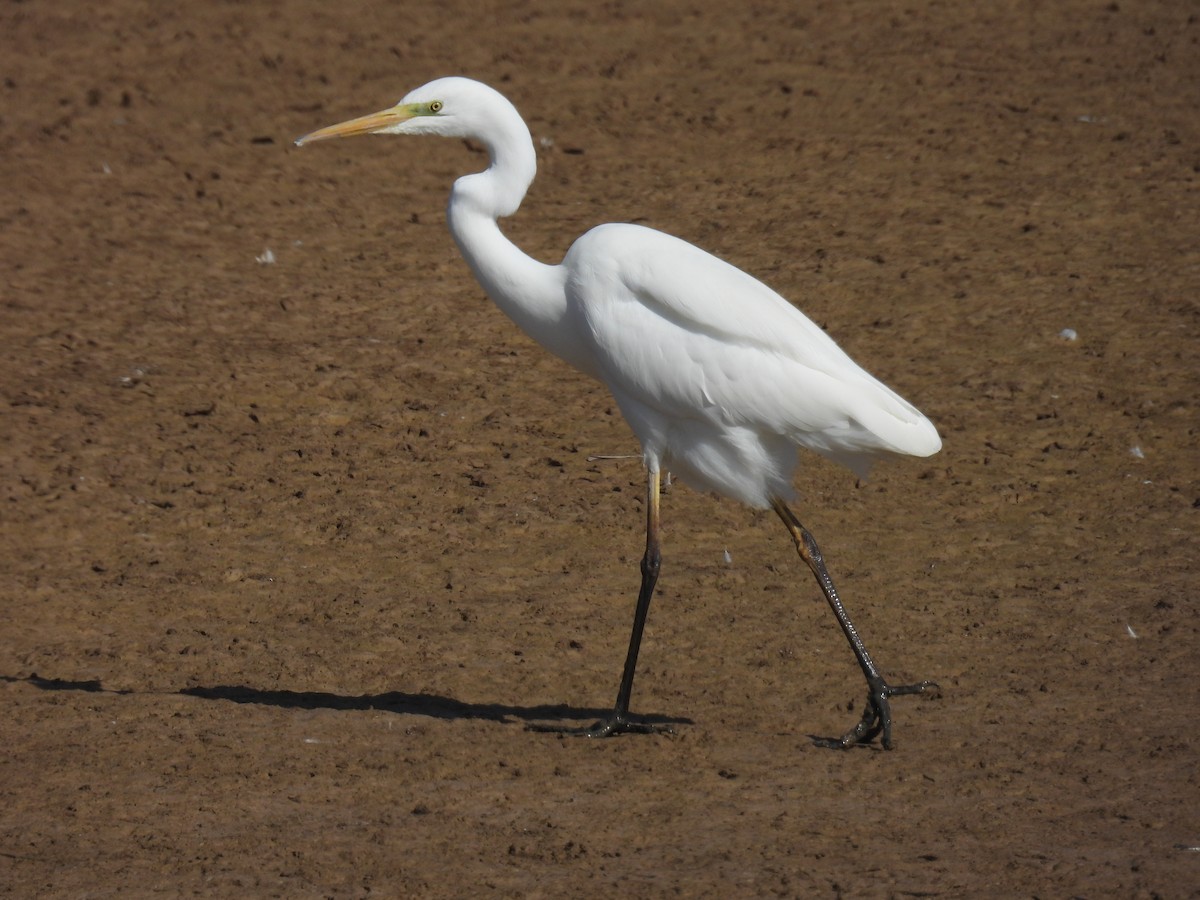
[
  {"left": 7, "top": 674, "right": 887, "bottom": 748},
  {"left": 6, "top": 673, "right": 689, "bottom": 731}
]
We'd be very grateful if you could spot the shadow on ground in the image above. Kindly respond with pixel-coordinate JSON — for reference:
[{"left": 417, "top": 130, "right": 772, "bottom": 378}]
[{"left": 6, "top": 673, "right": 690, "bottom": 730}]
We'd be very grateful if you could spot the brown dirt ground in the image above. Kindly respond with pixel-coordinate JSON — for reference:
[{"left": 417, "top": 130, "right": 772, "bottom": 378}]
[{"left": 2, "top": 0, "right": 1198, "bottom": 896}]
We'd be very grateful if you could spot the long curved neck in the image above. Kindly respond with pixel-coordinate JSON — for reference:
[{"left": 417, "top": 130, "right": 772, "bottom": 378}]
[{"left": 446, "top": 119, "right": 595, "bottom": 375}]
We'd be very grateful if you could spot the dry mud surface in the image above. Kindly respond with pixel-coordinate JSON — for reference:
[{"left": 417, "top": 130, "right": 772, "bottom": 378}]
[{"left": 2, "top": 1, "right": 1198, "bottom": 896}]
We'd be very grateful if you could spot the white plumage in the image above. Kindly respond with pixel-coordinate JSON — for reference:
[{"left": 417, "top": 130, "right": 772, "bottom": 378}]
[
  {"left": 297, "top": 76, "right": 940, "bottom": 748},
  {"left": 564, "top": 223, "right": 940, "bottom": 504}
]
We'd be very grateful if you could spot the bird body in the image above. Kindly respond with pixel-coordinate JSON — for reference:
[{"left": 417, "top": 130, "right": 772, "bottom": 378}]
[
  {"left": 297, "top": 76, "right": 940, "bottom": 747},
  {"left": 562, "top": 222, "right": 940, "bottom": 505}
]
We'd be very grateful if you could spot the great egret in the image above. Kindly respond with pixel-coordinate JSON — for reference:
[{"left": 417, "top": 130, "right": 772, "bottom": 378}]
[{"left": 296, "top": 77, "right": 940, "bottom": 749}]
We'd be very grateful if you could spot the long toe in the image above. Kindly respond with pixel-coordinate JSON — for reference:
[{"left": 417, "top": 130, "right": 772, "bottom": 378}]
[
  {"left": 527, "top": 714, "right": 674, "bottom": 738},
  {"left": 585, "top": 714, "right": 675, "bottom": 737},
  {"left": 890, "top": 680, "right": 940, "bottom": 697},
  {"left": 820, "top": 678, "right": 939, "bottom": 750}
]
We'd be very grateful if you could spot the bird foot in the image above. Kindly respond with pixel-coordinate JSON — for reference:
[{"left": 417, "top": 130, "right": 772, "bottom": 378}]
[
  {"left": 528, "top": 712, "right": 674, "bottom": 738},
  {"left": 815, "top": 677, "right": 939, "bottom": 750}
]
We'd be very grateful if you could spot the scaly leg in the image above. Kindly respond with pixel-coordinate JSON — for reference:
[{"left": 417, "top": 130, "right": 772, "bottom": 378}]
[
  {"left": 531, "top": 468, "right": 671, "bottom": 737},
  {"left": 771, "top": 497, "right": 936, "bottom": 749}
]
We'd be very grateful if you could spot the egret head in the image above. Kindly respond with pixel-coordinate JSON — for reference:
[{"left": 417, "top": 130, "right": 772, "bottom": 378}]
[{"left": 294, "top": 77, "right": 514, "bottom": 146}]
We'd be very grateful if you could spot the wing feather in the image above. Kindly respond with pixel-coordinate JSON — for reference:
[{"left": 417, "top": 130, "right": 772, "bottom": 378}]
[{"left": 565, "top": 223, "right": 939, "bottom": 461}]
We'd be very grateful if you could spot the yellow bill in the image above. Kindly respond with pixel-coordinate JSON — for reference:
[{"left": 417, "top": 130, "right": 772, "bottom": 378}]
[{"left": 294, "top": 103, "right": 419, "bottom": 147}]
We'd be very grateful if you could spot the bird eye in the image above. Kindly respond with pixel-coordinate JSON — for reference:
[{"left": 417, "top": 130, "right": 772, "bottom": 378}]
[{"left": 429, "top": 100, "right": 443, "bottom": 113}]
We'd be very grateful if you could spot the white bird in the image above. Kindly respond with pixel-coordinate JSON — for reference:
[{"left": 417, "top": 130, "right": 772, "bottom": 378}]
[{"left": 296, "top": 77, "right": 940, "bottom": 749}]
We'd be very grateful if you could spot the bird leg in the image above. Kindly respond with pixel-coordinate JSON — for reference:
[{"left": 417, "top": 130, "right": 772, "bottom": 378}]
[
  {"left": 530, "top": 468, "right": 671, "bottom": 737},
  {"left": 583, "top": 467, "right": 670, "bottom": 736},
  {"left": 770, "top": 498, "right": 936, "bottom": 750}
]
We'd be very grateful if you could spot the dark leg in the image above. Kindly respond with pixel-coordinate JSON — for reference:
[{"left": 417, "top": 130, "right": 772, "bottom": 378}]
[
  {"left": 771, "top": 497, "right": 936, "bottom": 749},
  {"left": 531, "top": 468, "right": 671, "bottom": 737}
]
